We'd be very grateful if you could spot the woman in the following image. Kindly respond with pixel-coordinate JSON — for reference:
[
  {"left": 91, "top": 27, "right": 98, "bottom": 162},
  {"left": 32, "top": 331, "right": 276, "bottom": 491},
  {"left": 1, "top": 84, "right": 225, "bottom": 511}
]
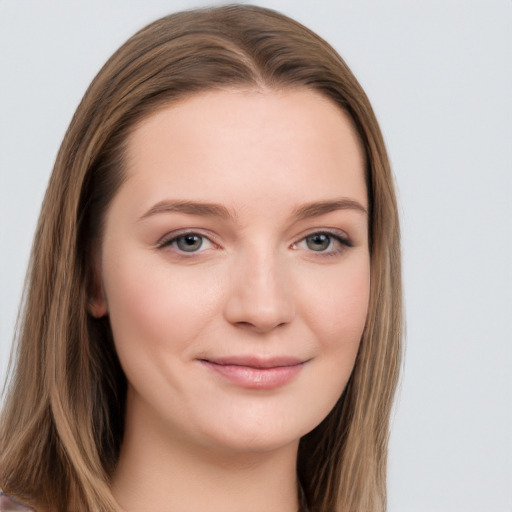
[{"left": 0, "top": 5, "right": 402, "bottom": 511}]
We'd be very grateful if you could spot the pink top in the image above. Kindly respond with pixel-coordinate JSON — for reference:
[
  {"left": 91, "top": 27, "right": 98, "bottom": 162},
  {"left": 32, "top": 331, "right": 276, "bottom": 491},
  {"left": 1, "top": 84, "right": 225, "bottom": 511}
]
[{"left": 0, "top": 492, "right": 33, "bottom": 512}]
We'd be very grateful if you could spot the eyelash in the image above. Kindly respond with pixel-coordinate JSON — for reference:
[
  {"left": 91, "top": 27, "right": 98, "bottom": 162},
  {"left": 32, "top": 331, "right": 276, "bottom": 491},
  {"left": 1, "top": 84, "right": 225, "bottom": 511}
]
[
  {"left": 292, "top": 230, "right": 353, "bottom": 256},
  {"left": 156, "top": 230, "right": 215, "bottom": 254},
  {"left": 156, "top": 229, "right": 352, "bottom": 257}
]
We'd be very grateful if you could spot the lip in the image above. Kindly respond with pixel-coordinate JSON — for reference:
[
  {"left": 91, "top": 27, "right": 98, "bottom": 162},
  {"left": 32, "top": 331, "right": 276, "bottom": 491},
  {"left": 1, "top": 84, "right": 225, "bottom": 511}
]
[{"left": 198, "top": 356, "right": 307, "bottom": 390}]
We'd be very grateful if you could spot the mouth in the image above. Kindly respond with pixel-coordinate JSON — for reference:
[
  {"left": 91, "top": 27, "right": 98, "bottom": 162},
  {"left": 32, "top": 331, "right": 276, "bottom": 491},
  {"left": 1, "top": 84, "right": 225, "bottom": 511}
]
[{"left": 198, "top": 356, "right": 308, "bottom": 390}]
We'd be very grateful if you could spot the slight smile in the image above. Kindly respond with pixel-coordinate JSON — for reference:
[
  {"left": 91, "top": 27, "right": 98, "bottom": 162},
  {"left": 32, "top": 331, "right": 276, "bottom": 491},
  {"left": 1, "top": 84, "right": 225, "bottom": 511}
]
[{"left": 198, "top": 356, "right": 309, "bottom": 390}]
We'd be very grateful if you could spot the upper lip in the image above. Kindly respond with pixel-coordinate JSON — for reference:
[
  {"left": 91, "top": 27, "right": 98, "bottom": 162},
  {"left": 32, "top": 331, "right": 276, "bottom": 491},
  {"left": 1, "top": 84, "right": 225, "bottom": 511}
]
[{"left": 199, "top": 355, "right": 307, "bottom": 369}]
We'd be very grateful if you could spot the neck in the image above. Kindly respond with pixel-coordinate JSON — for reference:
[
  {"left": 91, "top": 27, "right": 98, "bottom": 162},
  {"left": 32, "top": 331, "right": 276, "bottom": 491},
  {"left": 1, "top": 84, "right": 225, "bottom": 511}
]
[{"left": 111, "top": 392, "right": 300, "bottom": 512}]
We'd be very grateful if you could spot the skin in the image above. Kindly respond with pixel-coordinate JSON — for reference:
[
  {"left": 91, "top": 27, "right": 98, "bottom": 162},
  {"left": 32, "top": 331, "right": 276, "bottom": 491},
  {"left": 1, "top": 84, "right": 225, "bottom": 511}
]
[{"left": 91, "top": 88, "right": 370, "bottom": 512}]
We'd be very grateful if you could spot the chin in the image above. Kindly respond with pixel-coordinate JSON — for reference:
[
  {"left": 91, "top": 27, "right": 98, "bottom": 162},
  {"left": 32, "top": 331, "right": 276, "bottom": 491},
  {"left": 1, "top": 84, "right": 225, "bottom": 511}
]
[{"left": 189, "top": 397, "right": 334, "bottom": 457}]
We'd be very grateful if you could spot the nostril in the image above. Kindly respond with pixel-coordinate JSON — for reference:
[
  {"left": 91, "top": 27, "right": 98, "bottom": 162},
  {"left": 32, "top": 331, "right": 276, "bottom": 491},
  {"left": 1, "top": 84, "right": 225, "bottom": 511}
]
[
  {"left": 233, "top": 318, "right": 289, "bottom": 333},
  {"left": 235, "top": 321, "right": 253, "bottom": 328}
]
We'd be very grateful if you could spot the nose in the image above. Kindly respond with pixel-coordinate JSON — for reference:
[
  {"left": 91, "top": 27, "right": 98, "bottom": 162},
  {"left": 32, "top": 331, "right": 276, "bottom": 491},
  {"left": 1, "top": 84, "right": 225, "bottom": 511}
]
[{"left": 223, "top": 247, "right": 295, "bottom": 334}]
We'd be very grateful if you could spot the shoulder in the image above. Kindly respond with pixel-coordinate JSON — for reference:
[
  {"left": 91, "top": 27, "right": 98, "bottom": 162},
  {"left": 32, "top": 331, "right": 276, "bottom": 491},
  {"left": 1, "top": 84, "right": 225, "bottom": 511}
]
[{"left": 0, "top": 491, "right": 34, "bottom": 512}]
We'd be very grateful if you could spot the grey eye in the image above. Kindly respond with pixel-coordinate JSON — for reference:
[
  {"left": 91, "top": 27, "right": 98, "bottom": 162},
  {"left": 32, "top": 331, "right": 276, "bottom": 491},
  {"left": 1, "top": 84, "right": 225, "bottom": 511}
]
[
  {"left": 305, "top": 233, "right": 331, "bottom": 251},
  {"left": 176, "top": 234, "right": 204, "bottom": 252}
]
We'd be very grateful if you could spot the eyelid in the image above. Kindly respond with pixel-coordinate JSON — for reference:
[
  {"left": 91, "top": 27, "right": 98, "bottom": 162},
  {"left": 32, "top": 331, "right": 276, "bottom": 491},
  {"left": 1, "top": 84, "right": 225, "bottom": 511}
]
[
  {"left": 294, "top": 227, "right": 352, "bottom": 245},
  {"left": 291, "top": 228, "right": 353, "bottom": 254},
  {"left": 155, "top": 229, "right": 217, "bottom": 252}
]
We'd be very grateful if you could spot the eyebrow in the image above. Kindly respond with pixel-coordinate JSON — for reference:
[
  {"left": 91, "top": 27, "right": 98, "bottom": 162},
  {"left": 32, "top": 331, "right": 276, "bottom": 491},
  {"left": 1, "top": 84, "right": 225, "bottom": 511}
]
[
  {"left": 139, "top": 200, "right": 232, "bottom": 221},
  {"left": 139, "top": 198, "right": 367, "bottom": 222},
  {"left": 292, "top": 199, "right": 368, "bottom": 220}
]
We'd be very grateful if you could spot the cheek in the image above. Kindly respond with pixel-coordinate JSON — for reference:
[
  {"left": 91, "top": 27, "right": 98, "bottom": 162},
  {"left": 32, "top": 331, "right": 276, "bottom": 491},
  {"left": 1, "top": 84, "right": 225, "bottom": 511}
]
[
  {"left": 101, "top": 255, "right": 223, "bottom": 364},
  {"left": 303, "top": 256, "right": 370, "bottom": 346},
  {"left": 300, "top": 256, "right": 370, "bottom": 391}
]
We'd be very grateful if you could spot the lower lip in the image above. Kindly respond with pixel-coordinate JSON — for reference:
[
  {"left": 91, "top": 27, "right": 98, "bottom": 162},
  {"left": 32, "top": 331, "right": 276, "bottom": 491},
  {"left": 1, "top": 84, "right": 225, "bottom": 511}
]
[{"left": 200, "top": 361, "right": 305, "bottom": 389}]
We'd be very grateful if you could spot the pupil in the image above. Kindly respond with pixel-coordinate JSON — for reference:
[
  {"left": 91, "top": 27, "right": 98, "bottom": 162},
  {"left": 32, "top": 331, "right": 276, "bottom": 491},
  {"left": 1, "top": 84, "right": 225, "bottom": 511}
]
[
  {"left": 307, "top": 234, "right": 330, "bottom": 251},
  {"left": 177, "top": 235, "right": 202, "bottom": 252}
]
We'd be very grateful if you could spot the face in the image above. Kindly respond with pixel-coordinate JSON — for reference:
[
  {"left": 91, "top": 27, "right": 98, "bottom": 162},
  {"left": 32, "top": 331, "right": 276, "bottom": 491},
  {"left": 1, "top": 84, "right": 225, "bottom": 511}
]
[{"left": 93, "top": 88, "right": 370, "bottom": 456}]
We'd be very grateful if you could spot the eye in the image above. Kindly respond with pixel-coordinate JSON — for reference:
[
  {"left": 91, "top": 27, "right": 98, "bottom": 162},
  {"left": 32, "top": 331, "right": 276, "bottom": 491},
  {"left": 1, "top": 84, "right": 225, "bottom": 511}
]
[
  {"left": 293, "top": 231, "right": 352, "bottom": 255},
  {"left": 305, "top": 233, "right": 332, "bottom": 251},
  {"left": 175, "top": 234, "right": 205, "bottom": 252},
  {"left": 158, "top": 232, "right": 213, "bottom": 253}
]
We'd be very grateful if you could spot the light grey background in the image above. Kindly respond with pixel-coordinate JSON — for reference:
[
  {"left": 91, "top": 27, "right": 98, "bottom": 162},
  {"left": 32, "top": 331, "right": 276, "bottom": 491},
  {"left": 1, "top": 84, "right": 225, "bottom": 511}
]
[{"left": 1, "top": 1, "right": 511, "bottom": 510}]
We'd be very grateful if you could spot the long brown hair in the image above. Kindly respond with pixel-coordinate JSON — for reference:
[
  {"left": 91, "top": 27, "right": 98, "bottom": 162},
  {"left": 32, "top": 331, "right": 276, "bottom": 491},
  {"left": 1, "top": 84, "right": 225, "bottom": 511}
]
[{"left": 0, "top": 5, "right": 402, "bottom": 511}]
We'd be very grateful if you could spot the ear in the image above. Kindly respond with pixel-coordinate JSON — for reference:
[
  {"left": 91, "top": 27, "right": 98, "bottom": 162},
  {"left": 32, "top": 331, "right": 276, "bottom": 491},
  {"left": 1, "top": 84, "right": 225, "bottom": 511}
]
[
  {"left": 88, "top": 290, "right": 107, "bottom": 318},
  {"left": 87, "top": 257, "right": 108, "bottom": 318}
]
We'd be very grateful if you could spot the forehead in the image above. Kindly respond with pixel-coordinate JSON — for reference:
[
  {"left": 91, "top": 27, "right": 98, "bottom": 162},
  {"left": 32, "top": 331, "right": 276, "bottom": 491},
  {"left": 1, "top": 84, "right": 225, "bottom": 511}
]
[{"left": 121, "top": 88, "right": 367, "bottom": 216}]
